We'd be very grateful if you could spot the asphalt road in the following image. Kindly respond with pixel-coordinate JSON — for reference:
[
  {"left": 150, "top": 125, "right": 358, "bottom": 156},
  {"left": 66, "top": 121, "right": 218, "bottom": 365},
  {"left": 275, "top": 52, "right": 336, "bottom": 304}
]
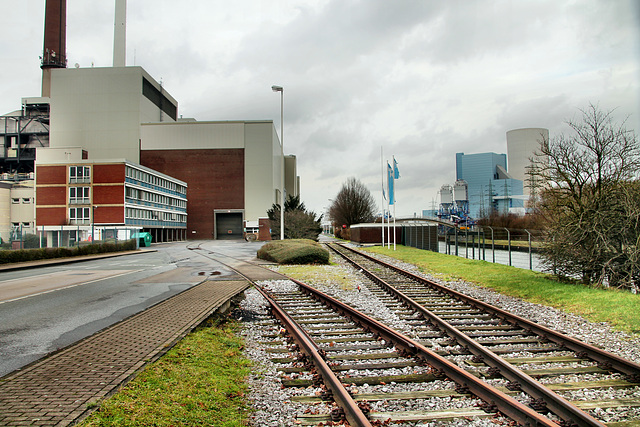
[{"left": 0, "top": 240, "right": 265, "bottom": 377}]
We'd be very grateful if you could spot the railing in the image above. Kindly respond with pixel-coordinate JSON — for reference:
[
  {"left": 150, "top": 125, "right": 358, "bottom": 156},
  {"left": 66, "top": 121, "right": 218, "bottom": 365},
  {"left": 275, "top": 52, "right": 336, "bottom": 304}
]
[{"left": 394, "top": 223, "right": 544, "bottom": 272}]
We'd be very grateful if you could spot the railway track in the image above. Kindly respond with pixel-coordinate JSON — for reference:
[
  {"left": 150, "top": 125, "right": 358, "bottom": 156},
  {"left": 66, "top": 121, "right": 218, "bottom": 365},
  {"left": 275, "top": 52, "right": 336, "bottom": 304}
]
[
  {"left": 187, "top": 242, "right": 551, "bottom": 425},
  {"left": 183, "top": 241, "right": 640, "bottom": 425},
  {"left": 255, "top": 278, "right": 556, "bottom": 426},
  {"left": 325, "top": 243, "right": 640, "bottom": 426}
]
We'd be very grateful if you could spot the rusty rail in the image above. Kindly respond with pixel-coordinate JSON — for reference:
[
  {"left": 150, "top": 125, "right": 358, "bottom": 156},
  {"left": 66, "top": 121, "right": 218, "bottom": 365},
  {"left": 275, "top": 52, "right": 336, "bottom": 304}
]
[
  {"left": 289, "top": 277, "right": 558, "bottom": 427},
  {"left": 333, "top": 243, "right": 640, "bottom": 381},
  {"left": 253, "top": 285, "right": 372, "bottom": 427}
]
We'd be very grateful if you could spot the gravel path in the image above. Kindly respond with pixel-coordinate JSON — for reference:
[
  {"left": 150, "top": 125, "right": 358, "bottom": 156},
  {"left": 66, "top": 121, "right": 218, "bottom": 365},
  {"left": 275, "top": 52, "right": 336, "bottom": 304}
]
[{"left": 234, "top": 249, "right": 640, "bottom": 426}]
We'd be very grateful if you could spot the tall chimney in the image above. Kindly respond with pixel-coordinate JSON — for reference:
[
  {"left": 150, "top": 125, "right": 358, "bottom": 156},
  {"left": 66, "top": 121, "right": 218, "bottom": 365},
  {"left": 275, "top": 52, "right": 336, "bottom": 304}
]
[
  {"left": 113, "top": 0, "right": 127, "bottom": 67},
  {"left": 41, "top": 0, "right": 67, "bottom": 97}
]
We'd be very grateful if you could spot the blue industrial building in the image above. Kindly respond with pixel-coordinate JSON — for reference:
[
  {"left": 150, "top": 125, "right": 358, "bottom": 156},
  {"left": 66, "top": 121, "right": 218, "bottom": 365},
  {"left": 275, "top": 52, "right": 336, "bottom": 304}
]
[{"left": 455, "top": 152, "right": 524, "bottom": 218}]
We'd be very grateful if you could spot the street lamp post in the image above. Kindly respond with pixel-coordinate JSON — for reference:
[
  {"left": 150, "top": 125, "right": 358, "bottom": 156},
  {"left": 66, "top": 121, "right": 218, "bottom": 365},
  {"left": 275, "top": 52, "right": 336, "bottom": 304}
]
[{"left": 271, "top": 85, "right": 284, "bottom": 240}]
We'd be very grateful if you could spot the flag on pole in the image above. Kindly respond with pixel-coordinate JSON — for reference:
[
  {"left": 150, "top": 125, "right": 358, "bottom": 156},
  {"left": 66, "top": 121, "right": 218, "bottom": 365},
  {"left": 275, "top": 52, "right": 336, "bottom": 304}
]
[
  {"left": 387, "top": 162, "right": 394, "bottom": 205},
  {"left": 393, "top": 157, "right": 400, "bottom": 179}
]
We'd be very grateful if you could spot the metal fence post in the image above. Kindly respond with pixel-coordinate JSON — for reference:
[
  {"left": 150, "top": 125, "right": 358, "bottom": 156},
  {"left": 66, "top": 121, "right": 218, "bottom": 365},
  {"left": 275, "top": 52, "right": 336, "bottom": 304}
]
[
  {"left": 525, "top": 229, "right": 532, "bottom": 270},
  {"left": 455, "top": 227, "right": 459, "bottom": 256},
  {"left": 504, "top": 227, "right": 511, "bottom": 266},
  {"left": 465, "top": 228, "right": 468, "bottom": 258},
  {"left": 488, "top": 226, "right": 495, "bottom": 263},
  {"left": 471, "top": 232, "right": 475, "bottom": 259}
]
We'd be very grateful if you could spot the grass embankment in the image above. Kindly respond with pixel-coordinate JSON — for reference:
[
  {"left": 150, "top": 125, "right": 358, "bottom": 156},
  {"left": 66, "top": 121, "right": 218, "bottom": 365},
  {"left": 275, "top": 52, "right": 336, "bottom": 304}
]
[
  {"left": 80, "top": 320, "right": 250, "bottom": 427},
  {"left": 363, "top": 245, "right": 640, "bottom": 335}
]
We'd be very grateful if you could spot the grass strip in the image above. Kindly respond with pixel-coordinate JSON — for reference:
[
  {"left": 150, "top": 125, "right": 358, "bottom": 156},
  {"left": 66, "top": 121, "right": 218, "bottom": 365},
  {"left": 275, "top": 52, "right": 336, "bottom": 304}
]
[
  {"left": 362, "top": 245, "right": 640, "bottom": 335},
  {"left": 79, "top": 319, "right": 251, "bottom": 427}
]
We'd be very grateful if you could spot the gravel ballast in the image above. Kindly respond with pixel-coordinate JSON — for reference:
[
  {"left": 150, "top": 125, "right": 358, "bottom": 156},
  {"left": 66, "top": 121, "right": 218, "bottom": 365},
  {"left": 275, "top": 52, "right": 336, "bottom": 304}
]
[{"left": 235, "top": 248, "right": 640, "bottom": 426}]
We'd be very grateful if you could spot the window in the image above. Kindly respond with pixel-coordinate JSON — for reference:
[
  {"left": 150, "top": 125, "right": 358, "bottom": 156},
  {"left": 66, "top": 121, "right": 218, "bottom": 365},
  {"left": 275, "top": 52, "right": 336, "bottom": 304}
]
[
  {"left": 69, "top": 166, "right": 91, "bottom": 183},
  {"left": 69, "top": 187, "right": 90, "bottom": 204},
  {"left": 125, "top": 187, "right": 139, "bottom": 199},
  {"left": 69, "top": 207, "right": 90, "bottom": 224},
  {"left": 22, "top": 198, "right": 31, "bottom": 204},
  {"left": 11, "top": 198, "right": 19, "bottom": 204}
]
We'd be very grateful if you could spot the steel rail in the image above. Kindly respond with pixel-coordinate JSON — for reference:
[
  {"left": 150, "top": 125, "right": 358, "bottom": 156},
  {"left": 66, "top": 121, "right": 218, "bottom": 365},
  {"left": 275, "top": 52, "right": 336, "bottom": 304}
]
[
  {"left": 334, "top": 244, "right": 640, "bottom": 381},
  {"left": 253, "top": 285, "right": 372, "bottom": 427},
  {"left": 289, "top": 277, "right": 558, "bottom": 427},
  {"left": 328, "top": 244, "right": 609, "bottom": 427}
]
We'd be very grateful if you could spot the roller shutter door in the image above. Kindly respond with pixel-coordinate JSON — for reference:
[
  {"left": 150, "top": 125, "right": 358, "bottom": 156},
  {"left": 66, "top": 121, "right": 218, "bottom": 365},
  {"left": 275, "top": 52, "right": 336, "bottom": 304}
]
[{"left": 215, "top": 212, "right": 243, "bottom": 240}]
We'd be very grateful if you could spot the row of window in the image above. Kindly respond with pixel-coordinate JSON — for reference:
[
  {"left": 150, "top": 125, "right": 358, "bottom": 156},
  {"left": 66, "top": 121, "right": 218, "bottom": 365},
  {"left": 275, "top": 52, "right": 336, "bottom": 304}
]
[
  {"left": 125, "top": 187, "right": 186, "bottom": 208},
  {"left": 12, "top": 222, "right": 32, "bottom": 228},
  {"left": 12, "top": 198, "right": 31, "bottom": 204},
  {"left": 68, "top": 166, "right": 187, "bottom": 195},
  {"left": 68, "top": 207, "right": 188, "bottom": 224},
  {"left": 125, "top": 207, "right": 187, "bottom": 223},
  {"left": 125, "top": 166, "right": 186, "bottom": 195}
]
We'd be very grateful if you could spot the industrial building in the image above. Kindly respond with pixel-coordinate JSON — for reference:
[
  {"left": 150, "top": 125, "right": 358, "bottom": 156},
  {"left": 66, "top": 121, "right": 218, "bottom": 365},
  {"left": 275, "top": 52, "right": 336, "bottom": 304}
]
[
  {"left": 35, "top": 147, "right": 188, "bottom": 246},
  {"left": 437, "top": 127, "right": 549, "bottom": 221},
  {"left": 0, "top": 0, "right": 298, "bottom": 244},
  {"left": 455, "top": 152, "right": 524, "bottom": 218}
]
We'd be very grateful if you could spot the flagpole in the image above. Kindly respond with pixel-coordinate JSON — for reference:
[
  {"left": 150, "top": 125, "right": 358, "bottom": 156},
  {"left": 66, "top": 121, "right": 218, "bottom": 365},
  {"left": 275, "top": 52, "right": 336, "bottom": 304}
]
[
  {"left": 381, "top": 146, "right": 385, "bottom": 247},
  {"left": 393, "top": 156, "right": 397, "bottom": 251},
  {"left": 387, "top": 160, "right": 391, "bottom": 249}
]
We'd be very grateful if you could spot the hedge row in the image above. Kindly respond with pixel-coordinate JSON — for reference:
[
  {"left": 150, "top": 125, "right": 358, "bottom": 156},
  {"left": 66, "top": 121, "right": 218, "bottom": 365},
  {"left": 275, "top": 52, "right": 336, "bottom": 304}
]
[
  {"left": 0, "top": 239, "right": 137, "bottom": 265},
  {"left": 257, "top": 239, "right": 330, "bottom": 265}
]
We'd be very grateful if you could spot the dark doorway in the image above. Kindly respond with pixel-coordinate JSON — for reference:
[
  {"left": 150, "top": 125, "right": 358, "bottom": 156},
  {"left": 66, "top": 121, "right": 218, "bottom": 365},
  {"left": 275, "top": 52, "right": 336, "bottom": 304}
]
[{"left": 215, "top": 212, "right": 243, "bottom": 240}]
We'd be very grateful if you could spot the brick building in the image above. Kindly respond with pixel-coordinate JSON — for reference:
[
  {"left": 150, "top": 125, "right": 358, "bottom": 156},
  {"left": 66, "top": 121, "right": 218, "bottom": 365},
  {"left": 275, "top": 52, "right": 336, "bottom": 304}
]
[{"left": 35, "top": 148, "right": 187, "bottom": 246}]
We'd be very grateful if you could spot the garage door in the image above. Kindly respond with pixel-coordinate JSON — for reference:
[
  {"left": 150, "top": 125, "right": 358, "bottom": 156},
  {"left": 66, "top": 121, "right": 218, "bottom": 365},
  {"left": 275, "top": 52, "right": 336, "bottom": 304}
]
[{"left": 215, "top": 212, "right": 243, "bottom": 240}]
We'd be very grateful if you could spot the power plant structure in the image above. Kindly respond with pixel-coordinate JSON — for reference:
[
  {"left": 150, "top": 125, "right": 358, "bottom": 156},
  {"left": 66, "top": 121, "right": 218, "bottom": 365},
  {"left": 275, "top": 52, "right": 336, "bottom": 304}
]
[
  {"left": 437, "top": 180, "right": 473, "bottom": 226},
  {"left": 436, "top": 127, "right": 548, "bottom": 222},
  {"left": 0, "top": 0, "right": 299, "bottom": 246}
]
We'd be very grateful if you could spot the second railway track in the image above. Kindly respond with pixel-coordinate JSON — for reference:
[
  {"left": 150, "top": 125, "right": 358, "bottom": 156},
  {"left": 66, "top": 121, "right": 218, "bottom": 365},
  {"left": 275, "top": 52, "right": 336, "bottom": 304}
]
[{"left": 325, "top": 243, "right": 640, "bottom": 426}]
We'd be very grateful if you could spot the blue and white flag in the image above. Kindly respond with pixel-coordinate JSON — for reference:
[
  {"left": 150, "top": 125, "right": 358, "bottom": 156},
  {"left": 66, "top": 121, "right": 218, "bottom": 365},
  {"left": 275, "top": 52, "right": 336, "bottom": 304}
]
[
  {"left": 387, "top": 162, "right": 395, "bottom": 205},
  {"left": 393, "top": 157, "right": 400, "bottom": 179}
]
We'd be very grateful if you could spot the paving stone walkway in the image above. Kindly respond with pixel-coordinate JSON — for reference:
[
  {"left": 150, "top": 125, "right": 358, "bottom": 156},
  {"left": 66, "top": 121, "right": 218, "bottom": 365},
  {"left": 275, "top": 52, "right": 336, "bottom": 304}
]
[{"left": 0, "top": 279, "right": 250, "bottom": 426}]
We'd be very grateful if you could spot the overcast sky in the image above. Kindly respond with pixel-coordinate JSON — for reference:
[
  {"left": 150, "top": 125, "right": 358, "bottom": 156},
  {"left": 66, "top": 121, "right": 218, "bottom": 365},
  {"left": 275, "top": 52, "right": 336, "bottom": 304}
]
[{"left": 1, "top": 0, "right": 639, "bottom": 217}]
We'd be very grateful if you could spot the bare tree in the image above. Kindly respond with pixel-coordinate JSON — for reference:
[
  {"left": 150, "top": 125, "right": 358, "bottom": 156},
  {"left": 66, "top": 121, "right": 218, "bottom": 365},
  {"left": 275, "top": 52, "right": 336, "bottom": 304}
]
[
  {"left": 532, "top": 104, "right": 640, "bottom": 289},
  {"left": 328, "top": 177, "right": 377, "bottom": 230}
]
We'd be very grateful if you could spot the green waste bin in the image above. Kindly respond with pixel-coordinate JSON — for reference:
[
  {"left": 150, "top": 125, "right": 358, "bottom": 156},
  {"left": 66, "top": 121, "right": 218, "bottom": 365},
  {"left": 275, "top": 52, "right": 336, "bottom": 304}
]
[{"left": 132, "top": 232, "right": 152, "bottom": 247}]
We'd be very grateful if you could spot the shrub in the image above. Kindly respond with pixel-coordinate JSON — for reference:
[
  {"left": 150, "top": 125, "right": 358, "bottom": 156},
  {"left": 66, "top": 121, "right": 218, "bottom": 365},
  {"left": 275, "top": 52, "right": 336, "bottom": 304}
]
[
  {"left": 0, "top": 239, "right": 138, "bottom": 265},
  {"left": 257, "top": 239, "right": 330, "bottom": 265}
]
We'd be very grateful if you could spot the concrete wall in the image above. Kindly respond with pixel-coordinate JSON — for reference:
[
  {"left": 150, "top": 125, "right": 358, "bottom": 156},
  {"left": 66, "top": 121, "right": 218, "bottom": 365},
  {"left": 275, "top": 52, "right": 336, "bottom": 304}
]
[
  {"left": 10, "top": 182, "right": 36, "bottom": 234},
  {"left": 284, "top": 155, "right": 298, "bottom": 198},
  {"left": 245, "top": 121, "right": 279, "bottom": 222},
  {"left": 49, "top": 67, "right": 177, "bottom": 164},
  {"left": 0, "top": 183, "right": 12, "bottom": 241}
]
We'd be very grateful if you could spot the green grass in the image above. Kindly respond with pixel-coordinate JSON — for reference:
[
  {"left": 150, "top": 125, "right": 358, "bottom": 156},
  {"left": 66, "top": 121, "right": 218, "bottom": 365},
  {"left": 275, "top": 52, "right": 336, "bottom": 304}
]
[
  {"left": 362, "top": 245, "right": 640, "bottom": 335},
  {"left": 79, "top": 320, "right": 251, "bottom": 427},
  {"left": 272, "top": 258, "right": 356, "bottom": 291}
]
